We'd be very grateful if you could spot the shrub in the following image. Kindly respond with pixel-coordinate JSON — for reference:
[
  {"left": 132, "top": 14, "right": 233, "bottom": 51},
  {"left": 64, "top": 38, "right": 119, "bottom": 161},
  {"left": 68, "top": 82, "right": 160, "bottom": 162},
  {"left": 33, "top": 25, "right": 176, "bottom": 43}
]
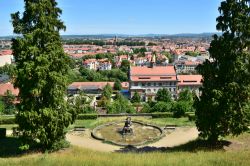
[
  {"left": 172, "top": 101, "right": 190, "bottom": 118},
  {"left": 150, "top": 101, "right": 172, "bottom": 113},
  {"left": 188, "top": 114, "right": 196, "bottom": 121},
  {"left": 77, "top": 114, "right": 98, "bottom": 120},
  {"left": 0, "top": 128, "right": 6, "bottom": 138},
  {"left": 151, "top": 112, "right": 173, "bottom": 118}
]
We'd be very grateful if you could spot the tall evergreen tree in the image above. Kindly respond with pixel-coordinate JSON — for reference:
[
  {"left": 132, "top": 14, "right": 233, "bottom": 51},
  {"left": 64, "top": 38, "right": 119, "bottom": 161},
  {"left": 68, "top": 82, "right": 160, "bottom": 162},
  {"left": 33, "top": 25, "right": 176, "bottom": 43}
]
[
  {"left": 195, "top": 0, "right": 250, "bottom": 143},
  {"left": 11, "top": 0, "right": 77, "bottom": 150}
]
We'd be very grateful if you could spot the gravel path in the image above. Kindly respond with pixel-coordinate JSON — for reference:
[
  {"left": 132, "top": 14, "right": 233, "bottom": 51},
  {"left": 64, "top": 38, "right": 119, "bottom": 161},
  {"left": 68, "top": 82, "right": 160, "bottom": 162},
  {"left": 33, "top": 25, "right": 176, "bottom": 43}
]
[{"left": 66, "top": 127, "right": 199, "bottom": 152}]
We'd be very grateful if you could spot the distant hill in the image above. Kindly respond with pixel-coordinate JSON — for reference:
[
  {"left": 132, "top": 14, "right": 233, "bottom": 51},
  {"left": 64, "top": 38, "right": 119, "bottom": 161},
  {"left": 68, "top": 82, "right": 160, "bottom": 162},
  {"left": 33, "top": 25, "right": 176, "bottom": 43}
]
[{"left": 0, "top": 33, "right": 222, "bottom": 40}]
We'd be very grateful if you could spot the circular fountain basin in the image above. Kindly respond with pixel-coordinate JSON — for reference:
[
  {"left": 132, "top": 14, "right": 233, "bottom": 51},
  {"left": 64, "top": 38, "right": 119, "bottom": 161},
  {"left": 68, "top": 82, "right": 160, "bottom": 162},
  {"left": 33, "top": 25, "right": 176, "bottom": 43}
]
[{"left": 92, "top": 121, "right": 164, "bottom": 146}]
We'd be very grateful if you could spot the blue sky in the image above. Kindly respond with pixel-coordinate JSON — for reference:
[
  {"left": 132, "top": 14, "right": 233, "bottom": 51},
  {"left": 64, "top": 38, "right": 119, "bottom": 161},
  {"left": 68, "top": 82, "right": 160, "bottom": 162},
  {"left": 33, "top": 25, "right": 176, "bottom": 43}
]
[{"left": 0, "top": 0, "right": 222, "bottom": 36}]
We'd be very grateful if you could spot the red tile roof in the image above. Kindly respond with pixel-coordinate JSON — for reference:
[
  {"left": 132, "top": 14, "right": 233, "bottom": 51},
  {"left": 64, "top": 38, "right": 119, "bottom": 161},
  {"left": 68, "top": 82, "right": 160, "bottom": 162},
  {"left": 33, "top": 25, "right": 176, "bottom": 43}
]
[
  {"left": 69, "top": 82, "right": 129, "bottom": 90},
  {"left": 0, "top": 50, "right": 12, "bottom": 56},
  {"left": 177, "top": 75, "right": 202, "bottom": 86},
  {"left": 130, "top": 66, "right": 177, "bottom": 82},
  {"left": 0, "top": 82, "right": 19, "bottom": 96}
]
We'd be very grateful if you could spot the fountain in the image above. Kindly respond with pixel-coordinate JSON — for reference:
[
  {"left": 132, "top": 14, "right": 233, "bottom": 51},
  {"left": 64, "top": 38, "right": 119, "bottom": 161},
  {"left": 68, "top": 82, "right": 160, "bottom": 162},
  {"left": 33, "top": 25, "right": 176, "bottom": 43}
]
[{"left": 92, "top": 117, "right": 164, "bottom": 146}]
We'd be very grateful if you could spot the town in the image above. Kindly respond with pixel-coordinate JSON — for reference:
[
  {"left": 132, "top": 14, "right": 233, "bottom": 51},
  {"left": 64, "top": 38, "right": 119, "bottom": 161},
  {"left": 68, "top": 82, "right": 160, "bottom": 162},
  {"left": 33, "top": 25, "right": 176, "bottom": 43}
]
[
  {"left": 0, "top": 0, "right": 250, "bottom": 165},
  {"left": 0, "top": 35, "right": 207, "bottom": 113}
]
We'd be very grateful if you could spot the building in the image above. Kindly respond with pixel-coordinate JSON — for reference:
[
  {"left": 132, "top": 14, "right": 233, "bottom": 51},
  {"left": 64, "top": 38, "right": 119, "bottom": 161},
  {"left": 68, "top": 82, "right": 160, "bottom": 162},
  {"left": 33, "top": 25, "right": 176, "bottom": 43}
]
[
  {"left": 177, "top": 75, "right": 202, "bottom": 95},
  {"left": 175, "top": 61, "right": 201, "bottom": 74},
  {"left": 129, "top": 65, "right": 178, "bottom": 101},
  {"left": 83, "top": 59, "right": 99, "bottom": 70},
  {"left": 0, "top": 50, "right": 13, "bottom": 67},
  {"left": 0, "top": 82, "right": 20, "bottom": 103},
  {"left": 67, "top": 82, "right": 129, "bottom": 96}
]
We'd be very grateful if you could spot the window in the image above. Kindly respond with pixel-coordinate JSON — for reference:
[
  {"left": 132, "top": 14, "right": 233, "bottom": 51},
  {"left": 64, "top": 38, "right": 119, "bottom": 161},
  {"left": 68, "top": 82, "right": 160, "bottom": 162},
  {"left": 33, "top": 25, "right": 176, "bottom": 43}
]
[
  {"left": 139, "top": 77, "right": 150, "bottom": 79},
  {"left": 160, "top": 77, "right": 171, "bottom": 79}
]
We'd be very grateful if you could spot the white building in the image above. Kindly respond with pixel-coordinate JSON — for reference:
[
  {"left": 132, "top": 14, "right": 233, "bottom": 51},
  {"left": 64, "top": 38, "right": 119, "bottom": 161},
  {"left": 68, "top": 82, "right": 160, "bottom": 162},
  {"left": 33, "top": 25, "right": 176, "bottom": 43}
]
[{"left": 129, "top": 65, "right": 178, "bottom": 101}]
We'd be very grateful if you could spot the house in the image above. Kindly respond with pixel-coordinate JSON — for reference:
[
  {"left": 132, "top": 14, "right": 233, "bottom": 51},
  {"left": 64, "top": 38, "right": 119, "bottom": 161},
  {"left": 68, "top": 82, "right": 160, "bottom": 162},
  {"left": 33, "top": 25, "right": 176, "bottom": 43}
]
[
  {"left": 98, "top": 61, "right": 112, "bottom": 71},
  {"left": 129, "top": 65, "right": 178, "bottom": 101},
  {"left": 0, "top": 82, "right": 19, "bottom": 97},
  {"left": 0, "top": 50, "right": 13, "bottom": 67},
  {"left": 177, "top": 75, "right": 202, "bottom": 95},
  {"left": 67, "top": 82, "right": 129, "bottom": 96},
  {"left": 83, "top": 59, "right": 99, "bottom": 70},
  {"left": 175, "top": 61, "right": 201, "bottom": 74},
  {"left": 0, "top": 82, "right": 20, "bottom": 103}
]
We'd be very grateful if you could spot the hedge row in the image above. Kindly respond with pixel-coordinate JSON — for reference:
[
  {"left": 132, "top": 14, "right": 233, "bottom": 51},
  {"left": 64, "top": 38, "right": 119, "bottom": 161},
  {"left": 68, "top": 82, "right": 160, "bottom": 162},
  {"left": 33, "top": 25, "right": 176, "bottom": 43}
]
[
  {"left": 77, "top": 114, "right": 98, "bottom": 120},
  {"left": 0, "top": 116, "right": 16, "bottom": 124},
  {"left": 151, "top": 112, "right": 173, "bottom": 118}
]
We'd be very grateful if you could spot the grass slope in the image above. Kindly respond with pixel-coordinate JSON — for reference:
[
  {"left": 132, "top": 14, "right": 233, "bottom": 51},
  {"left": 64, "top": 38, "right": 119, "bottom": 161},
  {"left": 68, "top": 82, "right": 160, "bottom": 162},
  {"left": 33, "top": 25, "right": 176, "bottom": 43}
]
[{"left": 0, "top": 146, "right": 249, "bottom": 166}]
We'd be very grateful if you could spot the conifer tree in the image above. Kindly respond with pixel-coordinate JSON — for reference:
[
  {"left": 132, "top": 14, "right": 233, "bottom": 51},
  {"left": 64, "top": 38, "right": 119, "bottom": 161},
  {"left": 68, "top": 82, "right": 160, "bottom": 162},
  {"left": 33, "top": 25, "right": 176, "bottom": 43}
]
[
  {"left": 11, "top": 0, "right": 76, "bottom": 150},
  {"left": 195, "top": 0, "right": 250, "bottom": 143}
]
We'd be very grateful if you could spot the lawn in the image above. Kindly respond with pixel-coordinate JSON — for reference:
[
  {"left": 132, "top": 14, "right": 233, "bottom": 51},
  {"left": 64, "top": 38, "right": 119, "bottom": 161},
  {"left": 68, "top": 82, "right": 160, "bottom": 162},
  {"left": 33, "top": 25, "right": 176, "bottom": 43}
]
[
  {"left": 0, "top": 142, "right": 249, "bottom": 166},
  {"left": 67, "top": 117, "right": 195, "bottom": 130}
]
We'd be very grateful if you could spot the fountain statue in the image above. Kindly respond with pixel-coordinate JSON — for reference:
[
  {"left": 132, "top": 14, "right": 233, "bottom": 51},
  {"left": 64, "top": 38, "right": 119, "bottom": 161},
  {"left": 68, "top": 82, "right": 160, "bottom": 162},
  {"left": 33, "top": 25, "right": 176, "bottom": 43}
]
[{"left": 122, "top": 117, "right": 133, "bottom": 135}]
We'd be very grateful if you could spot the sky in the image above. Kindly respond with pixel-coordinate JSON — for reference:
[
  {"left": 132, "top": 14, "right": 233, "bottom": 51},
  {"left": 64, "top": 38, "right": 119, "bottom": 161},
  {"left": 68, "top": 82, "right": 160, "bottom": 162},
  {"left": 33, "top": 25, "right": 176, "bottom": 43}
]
[{"left": 0, "top": 0, "right": 222, "bottom": 36}]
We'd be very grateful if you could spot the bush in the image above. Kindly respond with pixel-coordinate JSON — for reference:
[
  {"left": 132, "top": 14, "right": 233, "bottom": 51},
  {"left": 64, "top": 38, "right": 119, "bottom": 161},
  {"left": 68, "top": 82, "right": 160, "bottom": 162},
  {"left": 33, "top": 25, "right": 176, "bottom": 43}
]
[
  {"left": 172, "top": 101, "right": 189, "bottom": 118},
  {"left": 187, "top": 114, "right": 196, "bottom": 121},
  {"left": 0, "top": 128, "right": 6, "bottom": 138},
  {"left": 150, "top": 101, "right": 172, "bottom": 113},
  {"left": 50, "top": 139, "right": 70, "bottom": 152},
  {"left": 0, "top": 116, "right": 16, "bottom": 124},
  {"left": 151, "top": 112, "right": 173, "bottom": 118},
  {"left": 140, "top": 103, "right": 151, "bottom": 113},
  {"left": 77, "top": 114, "right": 98, "bottom": 120}
]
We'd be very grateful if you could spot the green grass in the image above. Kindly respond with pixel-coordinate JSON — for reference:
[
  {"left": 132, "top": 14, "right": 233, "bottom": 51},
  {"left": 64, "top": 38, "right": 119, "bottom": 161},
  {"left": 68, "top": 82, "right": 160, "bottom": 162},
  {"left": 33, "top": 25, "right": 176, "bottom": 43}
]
[
  {"left": 0, "top": 145, "right": 249, "bottom": 166},
  {"left": 0, "top": 124, "right": 18, "bottom": 130},
  {"left": 67, "top": 117, "right": 195, "bottom": 131}
]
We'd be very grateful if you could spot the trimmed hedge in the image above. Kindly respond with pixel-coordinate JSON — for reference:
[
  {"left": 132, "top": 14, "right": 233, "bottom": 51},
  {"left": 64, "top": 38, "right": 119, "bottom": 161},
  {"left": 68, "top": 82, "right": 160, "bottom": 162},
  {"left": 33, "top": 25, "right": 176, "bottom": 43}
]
[
  {"left": 0, "top": 128, "right": 6, "bottom": 138},
  {"left": 187, "top": 114, "right": 196, "bottom": 121},
  {"left": 151, "top": 112, "right": 173, "bottom": 118},
  {"left": 0, "top": 116, "right": 16, "bottom": 124},
  {"left": 77, "top": 114, "right": 98, "bottom": 120}
]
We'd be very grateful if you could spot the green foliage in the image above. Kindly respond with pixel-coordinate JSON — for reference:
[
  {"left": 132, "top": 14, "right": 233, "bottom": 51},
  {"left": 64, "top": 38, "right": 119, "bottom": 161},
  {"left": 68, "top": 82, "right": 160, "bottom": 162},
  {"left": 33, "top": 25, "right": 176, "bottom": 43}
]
[
  {"left": 79, "top": 67, "right": 128, "bottom": 82},
  {"left": 77, "top": 114, "right": 98, "bottom": 120},
  {"left": 185, "top": 51, "right": 200, "bottom": 57},
  {"left": 11, "top": 0, "right": 77, "bottom": 150},
  {"left": 147, "top": 42, "right": 157, "bottom": 46},
  {"left": 178, "top": 89, "right": 195, "bottom": 112},
  {"left": 0, "top": 64, "right": 16, "bottom": 79},
  {"left": 67, "top": 69, "right": 85, "bottom": 83},
  {"left": 2, "top": 90, "right": 16, "bottom": 115},
  {"left": 67, "top": 93, "right": 94, "bottom": 114},
  {"left": 140, "top": 103, "right": 151, "bottom": 113},
  {"left": 178, "top": 89, "right": 193, "bottom": 103},
  {"left": 120, "top": 60, "right": 130, "bottom": 73},
  {"left": 98, "top": 96, "right": 110, "bottom": 107},
  {"left": 102, "top": 84, "right": 113, "bottom": 100},
  {"left": 107, "top": 93, "right": 135, "bottom": 114},
  {"left": 131, "top": 91, "right": 141, "bottom": 103},
  {"left": 195, "top": 0, "right": 250, "bottom": 142},
  {"left": 155, "top": 88, "right": 172, "bottom": 103},
  {"left": 150, "top": 101, "right": 172, "bottom": 113},
  {"left": 162, "top": 51, "right": 174, "bottom": 63},
  {"left": 0, "top": 128, "right": 6, "bottom": 138},
  {"left": 0, "top": 98, "right": 5, "bottom": 114},
  {"left": 151, "top": 112, "right": 173, "bottom": 118},
  {"left": 114, "top": 80, "right": 122, "bottom": 91},
  {"left": 172, "top": 101, "right": 190, "bottom": 118}
]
